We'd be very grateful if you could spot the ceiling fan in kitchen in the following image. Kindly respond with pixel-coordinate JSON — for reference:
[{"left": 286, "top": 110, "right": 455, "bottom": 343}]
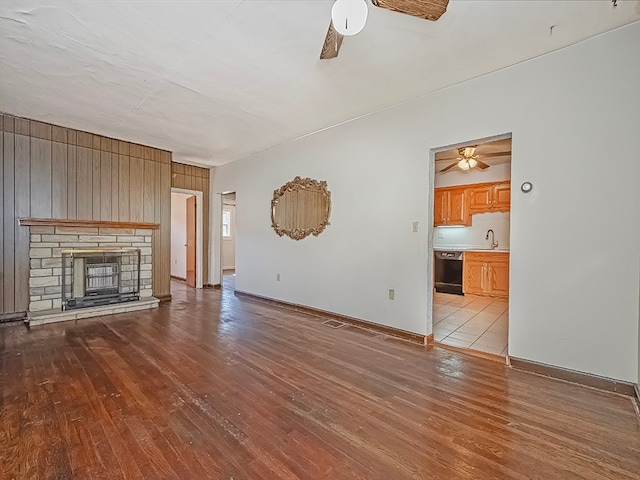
[
  {"left": 438, "top": 146, "right": 511, "bottom": 173},
  {"left": 320, "top": 0, "right": 450, "bottom": 60}
]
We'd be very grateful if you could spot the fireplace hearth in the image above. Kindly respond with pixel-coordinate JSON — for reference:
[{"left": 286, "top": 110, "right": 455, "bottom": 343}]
[{"left": 62, "top": 249, "right": 141, "bottom": 310}]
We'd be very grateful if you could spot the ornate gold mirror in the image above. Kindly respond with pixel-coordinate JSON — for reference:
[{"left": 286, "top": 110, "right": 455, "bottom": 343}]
[{"left": 271, "top": 177, "right": 331, "bottom": 240}]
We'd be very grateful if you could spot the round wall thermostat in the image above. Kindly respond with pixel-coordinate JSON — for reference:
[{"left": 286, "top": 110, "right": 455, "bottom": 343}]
[{"left": 521, "top": 182, "right": 533, "bottom": 193}]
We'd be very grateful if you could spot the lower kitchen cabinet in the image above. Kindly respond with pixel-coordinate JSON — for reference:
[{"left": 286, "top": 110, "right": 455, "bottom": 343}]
[{"left": 463, "top": 252, "right": 509, "bottom": 298}]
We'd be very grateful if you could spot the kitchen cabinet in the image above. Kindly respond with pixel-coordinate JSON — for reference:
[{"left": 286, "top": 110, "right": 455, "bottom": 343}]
[
  {"left": 463, "top": 251, "right": 509, "bottom": 298},
  {"left": 434, "top": 187, "right": 470, "bottom": 226},
  {"left": 468, "top": 181, "right": 511, "bottom": 214}
]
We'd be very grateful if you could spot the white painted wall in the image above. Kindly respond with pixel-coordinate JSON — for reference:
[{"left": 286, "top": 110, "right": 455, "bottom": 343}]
[
  {"left": 170, "top": 192, "right": 191, "bottom": 278},
  {"left": 434, "top": 163, "right": 511, "bottom": 250},
  {"left": 222, "top": 204, "right": 236, "bottom": 270},
  {"left": 212, "top": 24, "right": 640, "bottom": 383}
]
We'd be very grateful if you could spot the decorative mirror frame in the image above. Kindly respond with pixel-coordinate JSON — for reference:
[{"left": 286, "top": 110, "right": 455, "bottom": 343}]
[{"left": 271, "top": 176, "right": 332, "bottom": 240}]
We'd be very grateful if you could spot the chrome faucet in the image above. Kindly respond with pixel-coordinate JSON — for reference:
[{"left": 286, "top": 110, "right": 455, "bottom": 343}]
[{"left": 486, "top": 229, "right": 499, "bottom": 250}]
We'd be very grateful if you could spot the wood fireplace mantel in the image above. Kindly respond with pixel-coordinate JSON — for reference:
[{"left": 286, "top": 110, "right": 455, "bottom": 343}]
[{"left": 19, "top": 218, "right": 160, "bottom": 229}]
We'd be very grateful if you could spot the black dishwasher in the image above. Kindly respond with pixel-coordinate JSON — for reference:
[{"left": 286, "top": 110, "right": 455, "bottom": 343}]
[{"left": 434, "top": 251, "right": 463, "bottom": 295}]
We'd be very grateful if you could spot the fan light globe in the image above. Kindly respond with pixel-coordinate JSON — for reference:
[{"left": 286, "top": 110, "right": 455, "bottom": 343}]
[
  {"left": 468, "top": 158, "right": 478, "bottom": 168},
  {"left": 331, "top": 0, "right": 368, "bottom": 36},
  {"left": 458, "top": 160, "right": 470, "bottom": 171}
]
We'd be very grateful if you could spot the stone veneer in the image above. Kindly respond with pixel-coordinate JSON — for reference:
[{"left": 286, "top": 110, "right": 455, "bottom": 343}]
[{"left": 28, "top": 225, "right": 153, "bottom": 312}]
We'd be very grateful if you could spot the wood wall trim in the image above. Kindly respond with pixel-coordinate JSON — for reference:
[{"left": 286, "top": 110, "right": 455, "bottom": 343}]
[
  {"left": 510, "top": 357, "right": 638, "bottom": 398},
  {"left": 426, "top": 333, "right": 434, "bottom": 345},
  {"left": 19, "top": 218, "right": 160, "bottom": 229},
  {"left": 156, "top": 293, "right": 172, "bottom": 302},
  {"left": 235, "top": 290, "right": 427, "bottom": 345}
]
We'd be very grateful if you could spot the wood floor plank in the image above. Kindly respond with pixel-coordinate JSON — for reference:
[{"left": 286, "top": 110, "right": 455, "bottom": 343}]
[{"left": 0, "top": 281, "right": 639, "bottom": 479}]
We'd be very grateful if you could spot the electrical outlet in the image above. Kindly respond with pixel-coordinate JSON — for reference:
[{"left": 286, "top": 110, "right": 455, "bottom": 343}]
[
  {"left": 388, "top": 289, "right": 395, "bottom": 300},
  {"left": 412, "top": 221, "right": 419, "bottom": 233},
  {"left": 276, "top": 273, "right": 280, "bottom": 281},
  {"left": 437, "top": 231, "right": 444, "bottom": 239}
]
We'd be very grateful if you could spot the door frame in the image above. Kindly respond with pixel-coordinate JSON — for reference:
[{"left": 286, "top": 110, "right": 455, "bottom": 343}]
[
  {"left": 171, "top": 187, "right": 204, "bottom": 289},
  {"left": 221, "top": 203, "right": 236, "bottom": 270},
  {"left": 219, "top": 192, "right": 237, "bottom": 283},
  {"left": 427, "top": 132, "right": 512, "bottom": 341}
]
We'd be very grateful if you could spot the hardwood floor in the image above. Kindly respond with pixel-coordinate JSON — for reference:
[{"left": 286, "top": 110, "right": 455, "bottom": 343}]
[{"left": 1, "top": 281, "right": 639, "bottom": 479}]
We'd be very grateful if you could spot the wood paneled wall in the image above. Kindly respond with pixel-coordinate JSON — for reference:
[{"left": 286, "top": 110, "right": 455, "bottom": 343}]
[
  {"left": 171, "top": 162, "right": 211, "bottom": 285},
  {"left": 0, "top": 113, "right": 172, "bottom": 317}
]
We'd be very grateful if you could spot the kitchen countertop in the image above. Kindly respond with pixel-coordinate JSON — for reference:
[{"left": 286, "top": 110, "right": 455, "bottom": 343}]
[{"left": 434, "top": 247, "right": 510, "bottom": 253}]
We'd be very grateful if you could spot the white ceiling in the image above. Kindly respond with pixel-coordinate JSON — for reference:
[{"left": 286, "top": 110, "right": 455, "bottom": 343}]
[{"left": 1, "top": 1, "right": 639, "bottom": 166}]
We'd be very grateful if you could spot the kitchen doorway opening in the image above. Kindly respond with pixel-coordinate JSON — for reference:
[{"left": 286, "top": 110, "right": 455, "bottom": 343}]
[
  {"left": 428, "top": 133, "right": 512, "bottom": 361},
  {"left": 170, "top": 188, "right": 204, "bottom": 290},
  {"left": 220, "top": 192, "right": 237, "bottom": 292}
]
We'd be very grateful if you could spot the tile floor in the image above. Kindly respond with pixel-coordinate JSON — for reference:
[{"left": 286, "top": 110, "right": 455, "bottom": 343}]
[{"left": 433, "top": 292, "right": 508, "bottom": 356}]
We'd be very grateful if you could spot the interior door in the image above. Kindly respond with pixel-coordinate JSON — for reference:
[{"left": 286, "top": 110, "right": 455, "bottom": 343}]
[{"left": 186, "top": 196, "right": 196, "bottom": 288}]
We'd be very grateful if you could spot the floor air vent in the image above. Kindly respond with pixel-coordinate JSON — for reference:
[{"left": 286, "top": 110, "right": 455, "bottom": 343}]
[{"left": 322, "top": 319, "right": 346, "bottom": 329}]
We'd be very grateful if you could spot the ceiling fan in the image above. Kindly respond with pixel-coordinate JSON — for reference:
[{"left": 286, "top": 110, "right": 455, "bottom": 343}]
[
  {"left": 320, "top": 0, "right": 450, "bottom": 60},
  {"left": 438, "top": 146, "right": 511, "bottom": 173}
]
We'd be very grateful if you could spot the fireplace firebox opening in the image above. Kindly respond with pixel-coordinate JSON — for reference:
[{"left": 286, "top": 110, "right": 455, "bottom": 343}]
[{"left": 62, "top": 249, "right": 141, "bottom": 310}]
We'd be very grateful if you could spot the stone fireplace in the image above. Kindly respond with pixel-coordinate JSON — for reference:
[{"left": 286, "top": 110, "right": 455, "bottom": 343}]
[{"left": 21, "top": 218, "right": 160, "bottom": 325}]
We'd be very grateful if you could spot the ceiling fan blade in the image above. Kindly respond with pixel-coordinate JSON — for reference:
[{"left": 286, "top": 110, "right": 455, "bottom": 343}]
[
  {"left": 476, "top": 161, "right": 490, "bottom": 169},
  {"left": 478, "top": 151, "right": 511, "bottom": 158},
  {"left": 439, "top": 162, "right": 458, "bottom": 173},
  {"left": 371, "top": 0, "right": 449, "bottom": 21},
  {"left": 320, "top": 21, "right": 344, "bottom": 60}
]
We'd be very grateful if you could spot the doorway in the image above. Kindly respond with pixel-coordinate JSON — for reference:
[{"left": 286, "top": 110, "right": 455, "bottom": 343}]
[
  {"left": 429, "top": 134, "right": 512, "bottom": 360},
  {"left": 221, "top": 192, "right": 236, "bottom": 291},
  {"left": 170, "top": 188, "right": 204, "bottom": 289}
]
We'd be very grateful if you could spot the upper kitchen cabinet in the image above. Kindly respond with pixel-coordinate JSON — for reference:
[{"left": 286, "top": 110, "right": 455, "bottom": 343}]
[
  {"left": 468, "top": 181, "right": 511, "bottom": 214},
  {"left": 434, "top": 186, "right": 471, "bottom": 227}
]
